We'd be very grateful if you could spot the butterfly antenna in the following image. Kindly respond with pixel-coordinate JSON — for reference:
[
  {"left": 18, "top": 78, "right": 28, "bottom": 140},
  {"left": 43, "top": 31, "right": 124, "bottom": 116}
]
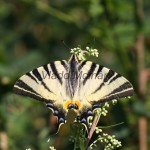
[{"left": 61, "top": 40, "right": 71, "bottom": 51}]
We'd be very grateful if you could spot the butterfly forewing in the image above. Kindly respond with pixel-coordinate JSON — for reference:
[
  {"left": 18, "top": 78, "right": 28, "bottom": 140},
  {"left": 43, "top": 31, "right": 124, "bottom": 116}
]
[
  {"left": 14, "top": 61, "right": 67, "bottom": 102},
  {"left": 13, "top": 60, "right": 70, "bottom": 131},
  {"left": 77, "top": 61, "right": 134, "bottom": 105}
]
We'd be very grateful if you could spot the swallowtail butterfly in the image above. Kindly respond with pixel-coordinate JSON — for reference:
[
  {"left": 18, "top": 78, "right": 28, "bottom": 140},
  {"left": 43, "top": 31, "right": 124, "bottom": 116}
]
[{"left": 13, "top": 54, "right": 134, "bottom": 132}]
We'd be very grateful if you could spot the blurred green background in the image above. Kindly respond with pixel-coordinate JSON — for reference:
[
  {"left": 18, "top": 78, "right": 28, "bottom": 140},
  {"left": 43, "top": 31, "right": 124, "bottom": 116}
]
[{"left": 0, "top": 0, "right": 150, "bottom": 150}]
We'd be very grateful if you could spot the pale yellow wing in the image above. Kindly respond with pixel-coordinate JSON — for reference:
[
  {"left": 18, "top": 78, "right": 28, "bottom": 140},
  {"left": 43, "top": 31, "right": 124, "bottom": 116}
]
[{"left": 75, "top": 61, "right": 134, "bottom": 110}]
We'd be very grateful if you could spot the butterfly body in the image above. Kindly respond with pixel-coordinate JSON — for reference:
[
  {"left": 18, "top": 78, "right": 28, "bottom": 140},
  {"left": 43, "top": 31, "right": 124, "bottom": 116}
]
[{"left": 13, "top": 54, "right": 134, "bottom": 131}]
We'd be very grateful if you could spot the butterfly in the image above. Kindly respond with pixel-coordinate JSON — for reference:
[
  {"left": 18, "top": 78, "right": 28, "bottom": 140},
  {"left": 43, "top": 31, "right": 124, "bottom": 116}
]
[{"left": 13, "top": 54, "right": 134, "bottom": 132}]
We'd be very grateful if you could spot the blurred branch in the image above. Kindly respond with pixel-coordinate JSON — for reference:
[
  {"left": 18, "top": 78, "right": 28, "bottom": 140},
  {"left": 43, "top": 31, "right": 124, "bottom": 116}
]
[
  {"left": 134, "top": 0, "right": 148, "bottom": 150},
  {"left": 0, "top": 132, "right": 8, "bottom": 150},
  {"left": 139, "top": 117, "right": 147, "bottom": 150},
  {"left": 36, "top": 1, "right": 74, "bottom": 23},
  {"left": 146, "top": 69, "right": 150, "bottom": 78},
  {"left": 135, "top": 33, "right": 146, "bottom": 96}
]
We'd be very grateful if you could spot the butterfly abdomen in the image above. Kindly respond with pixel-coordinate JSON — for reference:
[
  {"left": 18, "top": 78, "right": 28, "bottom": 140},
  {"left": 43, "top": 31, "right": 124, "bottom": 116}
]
[{"left": 67, "top": 55, "right": 79, "bottom": 98}]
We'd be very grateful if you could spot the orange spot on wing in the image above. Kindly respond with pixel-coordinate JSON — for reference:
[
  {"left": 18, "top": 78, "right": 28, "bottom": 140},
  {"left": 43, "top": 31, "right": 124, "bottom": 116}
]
[
  {"left": 64, "top": 100, "right": 72, "bottom": 109},
  {"left": 75, "top": 100, "right": 81, "bottom": 109},
  {"left": 63, "top": 100, "right": 82, "bottom": 109}
]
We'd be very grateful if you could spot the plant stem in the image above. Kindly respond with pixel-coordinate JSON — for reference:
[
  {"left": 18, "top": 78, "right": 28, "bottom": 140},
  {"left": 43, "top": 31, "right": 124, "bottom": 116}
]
[{"left": 85, "top": 112, "right": 101, "bottom": 150}]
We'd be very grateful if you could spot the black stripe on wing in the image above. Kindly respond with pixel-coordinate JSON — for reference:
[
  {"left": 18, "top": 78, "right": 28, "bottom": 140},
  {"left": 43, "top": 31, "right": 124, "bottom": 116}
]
[
  {"left": 108, "top": 82, "right": 133, "bottom": 96},
  {"left": 92, "top": 71, "right": 120, "bottom": 94},
  {"left": 41, "top": 81, "right": 52, "bottom": 93},
  {"left": 92, "top": 83, "right": 104, "bottom": 94},
  {"left": 78, "top": 61, "right": 87, "bottom": 71},
  {"left": 104, "top": 70, "right": 115, "bottom": 82},
  {"left": 96, "top": 65, "right": 103, "bottom": 77},
  {"left": 32, "top": 68, "right": 42, "bottom": 81},
  {"left": 50, "top": 62, "right": 62, "bottom": 84},
  {"left": 61, "top": 60, "right": 68, "bottom": 70},
  {"left": 109, "top": 74, "right": 121, "bottom": 83},
  {"left": 13, "top": 80, "right": 50, "bottom": 103},
  {"left": 32, "top": 69, "right": 52, "bottom": 93},
  {"left": 93, "top": 82, "right": 134, "bottom": 104},
  {"left": 43, "top": 64, "right": 50, "bottom": 76},
  {"left": 91, "top": 66, "right": 105, "bottom": 94},
  {"left": 99, "top": 88, "right": 134, "bottom": 103},
  {"left": 83, "top": 63, "right": 96, "bottom": 85},
  {"left": 26, "top": 72, "right": 38, "bottom": 84}
]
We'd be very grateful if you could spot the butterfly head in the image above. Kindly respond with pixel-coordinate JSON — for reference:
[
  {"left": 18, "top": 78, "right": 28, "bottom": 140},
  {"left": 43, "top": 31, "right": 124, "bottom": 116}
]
[{"left": 68, "top": 54, "right": 79, "bottom": 63}]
